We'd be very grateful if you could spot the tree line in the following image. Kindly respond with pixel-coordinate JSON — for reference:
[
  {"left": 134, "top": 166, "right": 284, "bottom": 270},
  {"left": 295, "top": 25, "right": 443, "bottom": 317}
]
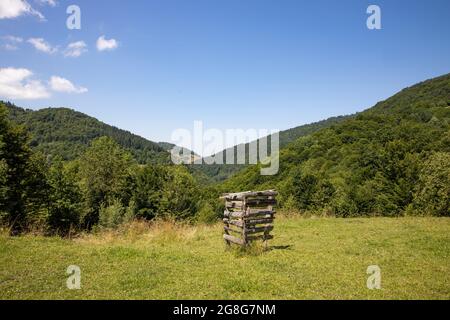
[
  {"left": 1, "top": 102, "right": 223, "bottom": 235},
  {"left": 6, "top": 102, "right": 170, "bottom": 164}
]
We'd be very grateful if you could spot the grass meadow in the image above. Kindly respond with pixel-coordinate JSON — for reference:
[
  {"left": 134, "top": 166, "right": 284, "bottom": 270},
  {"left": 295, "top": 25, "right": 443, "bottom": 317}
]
[{"left": 0, "top": 216, "right": 449, "bottom": 300}]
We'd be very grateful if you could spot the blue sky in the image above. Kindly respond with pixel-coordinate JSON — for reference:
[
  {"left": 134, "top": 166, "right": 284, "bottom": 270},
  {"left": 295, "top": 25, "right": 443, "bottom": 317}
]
[{"left": 1, "top": 0, "right": 449, "bottom": 155}]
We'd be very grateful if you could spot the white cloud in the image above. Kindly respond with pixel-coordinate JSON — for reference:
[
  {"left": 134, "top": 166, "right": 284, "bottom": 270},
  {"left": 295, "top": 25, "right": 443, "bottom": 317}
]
[
  {"left": 1, "top": 35, "right": 23, "bottom": 50},
  {"left": 0, "top": 0, "right": 45, "bottom": 20},
  {"left": 63, "top": 41, "right": 87, "bottom": 58},
  {"left": 36, "top": 0, "right": 57, "bottom": 7},
  {"left": 0, "top": 68, "right": 87, "bottom": 100},
  {"left": 49, "top": 76, "right": 87, "bottom": 94},
  {"left": 3, "top": 35, "right": 23, "bottom": 43},
  {"left": 0, "top": 67, "right": 50, "bottom": 99},
  {"left": 27, "top": 37, "right": 57, "bottom": 54},
  {"left": 96, "top": 35, "right": 118, "bottom": 51},
  {"left": 2, "top": 44, "right": 19, "bottom": 50}
]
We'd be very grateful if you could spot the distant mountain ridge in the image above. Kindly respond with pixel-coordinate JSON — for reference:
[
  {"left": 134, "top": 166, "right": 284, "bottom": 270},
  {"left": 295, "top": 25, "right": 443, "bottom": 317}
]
[
  {"left": 3, "top": 101, "right": 354, "bottom": 182},
  {"left": 3, "top": 102, "right": 171, "bottom": 164},
  {"left": 189, "top": 114, "right": 353, "bottom": 182},
  {"left": 199, "top": 73, "right": 450, "bottom": 184}
]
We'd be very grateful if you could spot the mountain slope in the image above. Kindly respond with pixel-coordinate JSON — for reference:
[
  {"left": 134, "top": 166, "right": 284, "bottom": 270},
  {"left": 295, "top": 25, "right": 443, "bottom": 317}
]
[
  {"left": 222, "top": 73, "right": 450, "bottom": 216},
  {"left": 190, "top": 114, "right": 352, "bottom": 183},
  {"left": 3, "top": 102, "right": 352, "bottom": 182},
  {"left": 3, "top": 102, "right": 171, "bottom": 164}
]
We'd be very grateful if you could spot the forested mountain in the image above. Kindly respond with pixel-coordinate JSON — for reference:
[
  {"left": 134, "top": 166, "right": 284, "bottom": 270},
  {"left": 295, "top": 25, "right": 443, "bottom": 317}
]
[
  {"left": 4, "top": 102, "right": 170, "bottom": 164},
  {"left": 190, "top": 114, "right": 352, "bottom": 182},
  {"left": 222, "top": 73, "right": 450, "bottom": 216},
  {"left": 3, "top": 101, "right": 352, "bottom": 183}
]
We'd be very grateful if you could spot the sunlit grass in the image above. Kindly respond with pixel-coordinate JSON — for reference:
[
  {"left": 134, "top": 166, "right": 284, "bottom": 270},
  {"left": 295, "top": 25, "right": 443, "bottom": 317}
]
[{"left": 0, "top": 217, "right": 449, "bottom": 300}]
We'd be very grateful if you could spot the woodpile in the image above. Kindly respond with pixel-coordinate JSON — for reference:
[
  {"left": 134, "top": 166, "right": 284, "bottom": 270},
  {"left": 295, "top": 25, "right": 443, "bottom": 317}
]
[{"left": 221, "top": 190, "right": 277, "bottom": 248}]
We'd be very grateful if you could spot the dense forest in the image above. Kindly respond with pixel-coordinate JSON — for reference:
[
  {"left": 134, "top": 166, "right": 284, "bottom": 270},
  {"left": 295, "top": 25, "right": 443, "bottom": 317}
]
[
  {"left": 5, "top": 102, "right": 351, "bottom": 183},
  {"left": 190, "top": 114, "right": 352, "bottom": 182},
  {"left": 1, "top": 73, "right": 449, "bottom": 235},
  {"left": 222, "top": 73, "right": 450, "bottom": 216},
  {"left": 6, "top": 103, "right": 171, "bottom": 164},
  {"left": 1, "top": 103, "right": 224, "bottom": 234}
]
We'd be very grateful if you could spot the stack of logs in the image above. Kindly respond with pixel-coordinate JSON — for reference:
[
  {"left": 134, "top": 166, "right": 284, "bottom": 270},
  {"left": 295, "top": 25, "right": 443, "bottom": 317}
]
[{"left": 222, "top": 190, "right": 277, "bottom": 248}]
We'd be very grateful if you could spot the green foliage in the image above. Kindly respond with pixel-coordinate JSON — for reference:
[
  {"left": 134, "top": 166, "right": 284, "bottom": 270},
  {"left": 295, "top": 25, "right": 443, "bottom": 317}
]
[
  {"left": 290, "top": 171, "right": 319, "bottom": 210},
  {"left": 99, "top": 198, "right": 134, "bottom": 229},
  {"left": 224, "top": 73, "right": 450, "bottom": 217},
  {"left": 130, "top": 164, "right": 202, "bottom": 221},
  {"left": 76, "top": 136, "right": 135, "bottom": 227},
  {"left": 195, "top": 201, "right": 218, "bottom": 224},
  {"left": 190, "top": 114, "right": 352, "bottom": 183},
  {"left": 0, "top": 159, "right": 7, "bottom": 205},
  {"left": 412, "top": 152, "right": 450, "bottom": 216},
  {"left": 0, "top": 102, "right": 35, "bottom": 232},
  {"left": 4, "top": 102, "right": 170, "bottom": 164},
  {"left": 46, "top": 157, "right": 82, "bottom": 235},
  {"left": 22, "top": 152, "right": 51, "bottom": 226},
  {"left": 130, "top": 165, "right": 168, "bottom": 220},
  {"left": 0, "top": 104, "right": 208, "bottom": 233},
  {"left": 159, "top": 166, "right": 200, "bottom": 219}
]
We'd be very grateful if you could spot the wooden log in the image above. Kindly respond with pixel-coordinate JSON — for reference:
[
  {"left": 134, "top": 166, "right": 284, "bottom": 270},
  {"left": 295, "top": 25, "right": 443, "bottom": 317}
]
[
  {"left": 246, "top": 208, "right": 275, "bottom": 216},
  {"left": 246, "top": 199, "right": 277, "bottom": 205},
  {"left": 223, "top": 219, "right": 231, "bottom": 246},
  {"left": 246, "top": 199, "right": 277, "bottom": 207},
  {"left": 225, "top": 201, "right": 244, "bottom": 209},
  {"left": 244, "top": 226, "right": 274, "bottom": 235},
  {"left": 223, "top": 218, "right": 244, "bottom": 228},
  {"left": 245, "top": 190, "right": 278, "bottom": 197},
  {"left": 224, "top": 226, "right": 242, "bottom": 235},
  {"left": 247, "top": 234, "right": 274, "bottom": 242},
  {"left": 245, "top": 218, "right": 274, "bottom": 225},
  {"left": 246, "top": 195, "right": 276, "bottom": 200},
  {"left": 266, "top": 201, "right": 274, "bottom": 249},
  {"left": 221, "top": 190, "right": 277, "bottom": 201},
  {"left": 220, "top": 192, "right": 251, "bottom": 200},
  {"left": 244, "top": 213, "right": 274, "bottom": 220},
  {"left": 248, "top": 209, "right": 276, "bottom": 214},
  {"left": 245, "top": 224, "right": 274, "bottom": 233},
  {"left": 223, "top": 234, "right": 245, "bottom": 246},
  {"left": 224, "top": 211, "right": 245, "bottom": 218},
  {"left": 223, "top": 212, "right": 231, "bottom": 245}
]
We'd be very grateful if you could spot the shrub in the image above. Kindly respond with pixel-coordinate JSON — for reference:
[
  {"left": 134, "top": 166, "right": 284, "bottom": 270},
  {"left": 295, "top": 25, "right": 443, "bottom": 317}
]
[
  {"left": 159, "top": 166, "right": 199, "bottom": 219},
  {"left": 46, "top": 158, "right": 82, "bottom": 235},
  {"left": 131, "top": 165, "right": 167, "bottom": 220},
  {"left": 99, "top": 198, "right": 132, "bottom": 229},
  {"left": 77, "top": 137, "right": 135, "bottom": 227},
  {"left": 195, "top": 201, "right": 217, "bottom": 224},
  {"left": 412, "top": 152, "right": 450, "bottom": 216}
]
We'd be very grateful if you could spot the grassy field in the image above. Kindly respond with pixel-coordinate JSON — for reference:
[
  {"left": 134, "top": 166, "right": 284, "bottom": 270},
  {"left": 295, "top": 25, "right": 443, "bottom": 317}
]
[{"left": 0, "top": 216, "right": 449, "bottom": 300}]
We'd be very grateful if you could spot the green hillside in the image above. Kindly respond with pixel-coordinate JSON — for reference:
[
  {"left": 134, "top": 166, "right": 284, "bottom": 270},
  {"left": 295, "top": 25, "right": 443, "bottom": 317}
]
[
  {"left": 4, "top": 102, "right": 170, "bottom": 164},
  {"left": 190, "top": 114, "right": 352, "bottom": 183},
  {"left": 222, "top": 73, "right": 450, "bottom": 216},
  {"left": 3, "top": 101, "right": 352, "bottom": 184}
]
